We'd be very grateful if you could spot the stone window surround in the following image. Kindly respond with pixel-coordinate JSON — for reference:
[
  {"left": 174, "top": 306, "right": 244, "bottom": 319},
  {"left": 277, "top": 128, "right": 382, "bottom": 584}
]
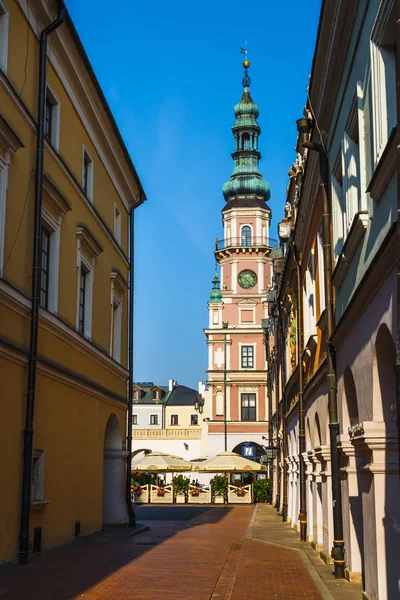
[{"left": 76, "top": 225, "right": 103, "bottom": 339}]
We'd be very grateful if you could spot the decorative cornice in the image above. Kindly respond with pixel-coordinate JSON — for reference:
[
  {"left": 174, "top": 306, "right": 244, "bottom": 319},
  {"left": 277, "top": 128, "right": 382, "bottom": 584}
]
[
  {"left": 76, "top": 225, "right": 103, "bottom": 257},
  {"left": 111, "top": 269, "right": 128, "bottom": 294},
  {"left": 43, "top": 174, "right": 72, "bottom": 215},
  {"left": 332, "top": 211, "right": 369, "bottom": 289},
  {"left": 0, "top": 113, "right": 24, "bottom": 155}
]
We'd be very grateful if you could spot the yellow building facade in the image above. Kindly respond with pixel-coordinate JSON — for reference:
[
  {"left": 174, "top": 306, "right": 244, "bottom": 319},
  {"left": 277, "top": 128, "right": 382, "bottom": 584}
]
[{"left": 0, "top": 0, "right": 145, "bottom": 562}]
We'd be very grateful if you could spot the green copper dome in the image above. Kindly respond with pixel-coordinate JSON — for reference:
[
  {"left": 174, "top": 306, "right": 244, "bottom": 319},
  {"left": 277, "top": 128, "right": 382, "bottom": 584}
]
[
  {"left": 209, "top": 273, "right": 222, "bottom": 303},
  {"left": 222, "top": 63, "right": 270, "bottom": 203}
]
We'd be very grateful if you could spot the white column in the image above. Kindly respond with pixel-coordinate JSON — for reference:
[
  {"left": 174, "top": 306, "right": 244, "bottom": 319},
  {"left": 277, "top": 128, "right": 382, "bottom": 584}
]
[
  {"left": 257, "top": 261, "right": 263, "bottom": 293},
  {"left": 304, "top": 451, "right": 314, "bottom": 543},
  {"left": 232, "top": 261, "right": 238, "bottom": 294}
]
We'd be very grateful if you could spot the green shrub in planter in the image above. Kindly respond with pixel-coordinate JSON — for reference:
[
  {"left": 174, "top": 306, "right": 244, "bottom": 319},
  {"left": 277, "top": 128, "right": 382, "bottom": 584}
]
[
  {"left": 253, "top": 479, "right": 271, "bottom": 503},
  {"left": 211, "top": 474, "right": 228, "bottom": 498},
  {"left": 172, "top": 474, "right": 190, "bottom": 495}
]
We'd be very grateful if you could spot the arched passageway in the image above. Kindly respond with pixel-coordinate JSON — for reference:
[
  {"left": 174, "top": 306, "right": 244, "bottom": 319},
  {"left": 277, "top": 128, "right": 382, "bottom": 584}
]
[{"left": 102, "top": 414, "right": 128, "bottom": 525}]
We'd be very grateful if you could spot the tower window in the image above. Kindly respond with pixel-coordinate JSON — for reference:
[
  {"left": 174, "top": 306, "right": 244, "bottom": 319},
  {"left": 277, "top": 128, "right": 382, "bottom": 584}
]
[
  {"left": 243, "top": 133, "right": 250, "bottom": 150},
  {"left": 241, "top": 226, "right": 252, "bottom": 246},
  {"left": 241, "top": 345, "right": 254, "bottom": 368},
  {"left": 241, "top": 394, "right": 256, "bottom": 421}
]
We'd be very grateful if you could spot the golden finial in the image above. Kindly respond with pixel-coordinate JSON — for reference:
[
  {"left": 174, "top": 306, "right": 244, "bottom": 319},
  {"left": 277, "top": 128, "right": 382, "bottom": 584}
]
[{"left": 243, "top": 59, "right": 250, "bottom": 69}]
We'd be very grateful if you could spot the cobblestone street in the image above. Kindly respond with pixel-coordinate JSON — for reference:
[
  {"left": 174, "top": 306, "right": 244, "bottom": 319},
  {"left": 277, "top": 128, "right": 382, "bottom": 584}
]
[{"left": 0, "top": 504, "right": 363, "bottom": 600}]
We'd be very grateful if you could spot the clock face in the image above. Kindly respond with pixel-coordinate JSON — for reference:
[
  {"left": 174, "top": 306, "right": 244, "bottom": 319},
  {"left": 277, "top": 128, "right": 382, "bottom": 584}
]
[{"left": 238, "top": 269, "right": 257, "bottom": 289}]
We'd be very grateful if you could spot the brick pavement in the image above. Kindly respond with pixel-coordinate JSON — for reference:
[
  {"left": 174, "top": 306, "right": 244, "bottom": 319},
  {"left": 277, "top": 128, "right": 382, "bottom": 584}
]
[{"left": 0, "top": 505, "right": 324, "bottom": 600}]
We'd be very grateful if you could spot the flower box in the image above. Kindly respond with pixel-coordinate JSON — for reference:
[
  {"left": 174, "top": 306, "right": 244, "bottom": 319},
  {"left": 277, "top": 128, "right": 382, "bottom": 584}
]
[{"left": 214, "top": 495, "right": 225, "bottom": 504}]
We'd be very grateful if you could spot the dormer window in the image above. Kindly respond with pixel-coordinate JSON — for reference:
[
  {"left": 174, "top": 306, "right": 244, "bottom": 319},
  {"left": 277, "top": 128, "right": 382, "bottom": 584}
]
[
  {"left": 133, "top": 390, "right": 139, "bottom": 400},
  {"left": 152, "top": 390, "right": 160, "bottom": 400}
]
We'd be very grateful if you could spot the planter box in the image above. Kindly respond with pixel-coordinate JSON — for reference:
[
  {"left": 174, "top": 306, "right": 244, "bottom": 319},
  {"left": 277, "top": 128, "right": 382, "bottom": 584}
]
[
  {"left": 175, "top": 494, "right": 186, "bottom": 504},
  {"left": 228, "top": 484, "right": 252, "bottom": 504},
  {"left": 188, "top": 485, "right": 211, "bottom": 504},
  {"left": 214, "top": 495, "right": 225, "bottom": 504}
]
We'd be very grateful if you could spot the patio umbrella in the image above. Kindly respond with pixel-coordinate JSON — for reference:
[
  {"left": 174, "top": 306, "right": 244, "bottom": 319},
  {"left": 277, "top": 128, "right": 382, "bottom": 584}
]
[
  {"left": 194, "top": 451, "right": 266, "bottom": 473},
  {"left": 131, "top": 451, "right": 194, "bottom": 472}
]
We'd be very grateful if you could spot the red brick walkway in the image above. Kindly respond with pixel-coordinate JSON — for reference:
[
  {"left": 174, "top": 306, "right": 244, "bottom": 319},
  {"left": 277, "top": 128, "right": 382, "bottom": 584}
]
[{"left": 0, "top": 506, "right": 322, "bottom": 599}]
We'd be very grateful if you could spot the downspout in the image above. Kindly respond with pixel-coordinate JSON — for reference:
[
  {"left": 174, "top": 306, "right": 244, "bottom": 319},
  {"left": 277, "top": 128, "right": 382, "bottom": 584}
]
[
  {"left": 223, "top": 328, "right": 228, "bottom": 451},
  {"left": 126, "top": 205, "right": 137, "bottom": 527},
  {"left": 303, "top": 141, "right": 345, "bottom": 578},
  {"left": 291, "top": 244, "right": 306, "bottom": 541},
  {"left": 394, "top": 0, "right": 400, "bottom": 485},
  {"left": 19, "top": 10, "right": 65, "bottom": 566}
]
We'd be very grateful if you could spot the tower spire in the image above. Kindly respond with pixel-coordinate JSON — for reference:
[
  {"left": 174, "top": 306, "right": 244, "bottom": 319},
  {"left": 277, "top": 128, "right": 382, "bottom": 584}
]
[{"left": 221, "top": 55, "right": 270, "bottom": 205}]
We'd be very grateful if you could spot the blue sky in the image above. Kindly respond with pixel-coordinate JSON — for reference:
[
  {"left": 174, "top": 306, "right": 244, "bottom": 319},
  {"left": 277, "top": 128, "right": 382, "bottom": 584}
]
[{"left": 67, "top": 0, "right": 322, "bottom": 388}]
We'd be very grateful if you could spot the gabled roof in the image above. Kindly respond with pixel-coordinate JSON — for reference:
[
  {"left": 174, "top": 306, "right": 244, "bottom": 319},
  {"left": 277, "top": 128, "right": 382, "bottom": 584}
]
[{"left": 167, "top": 385, "right": 198, "bottom": 406}]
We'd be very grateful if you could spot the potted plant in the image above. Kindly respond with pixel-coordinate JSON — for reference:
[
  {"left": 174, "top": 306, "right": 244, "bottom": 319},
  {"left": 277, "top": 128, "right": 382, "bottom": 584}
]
[
  {"left": 156, "top": 487, "right": 166, "bottom": 497},
  {"left": 172, "top": 474, "right": 190, "bottom": 504},
  {"left": 211, "top": 474, "right": 228, "bottom": 504},
  {"left": 190, "top": 487, "right": 200, "bottom": 497}
]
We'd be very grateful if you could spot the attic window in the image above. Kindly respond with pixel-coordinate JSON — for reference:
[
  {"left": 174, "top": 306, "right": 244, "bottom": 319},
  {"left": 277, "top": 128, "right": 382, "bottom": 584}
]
[
  {"left": 152, "top": 390, "right": 160, "bottom": 400},
  {"left": 133, "top": 390, "right": 139, "bottom": 400}
]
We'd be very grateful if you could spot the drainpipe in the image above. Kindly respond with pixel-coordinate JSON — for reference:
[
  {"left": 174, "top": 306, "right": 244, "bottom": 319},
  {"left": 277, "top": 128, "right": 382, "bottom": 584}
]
[
  {"left": 126, "top": 206, "right": 136, "bottom": 527},
  {"left": 394, "top": 0, "right": 400, "bottom": 485},
  {"left": 291, "top": 244, "right": 306, "bottom": 541},
  {"left": 223, "top": 325, "right": 228, "bottom": 452},
  {"left": 303, "top": 140, "right": 345, "bottom": 578},
  {"left": 19, "top": 10, "right": 65, "bottom": 566}
]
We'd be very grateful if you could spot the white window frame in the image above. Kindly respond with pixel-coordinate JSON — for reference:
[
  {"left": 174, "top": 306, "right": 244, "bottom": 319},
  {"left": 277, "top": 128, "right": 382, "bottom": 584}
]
[
  {"left": 45, "top": 85, "right": 60, "bottom": 152},
  {"left": 370, "top": 2, "right": 396, "bottom": 166},
  {"left": 240, "top": 224, "right": 253, "bottom": 246},
  {"left": 114, "top": 202, "right": 121, "bottom": 244},
  {"left": 240, "top": 392, "right": 257, "bottom": 422},
  {"left": 133, "top": 390, "right": 139, "bottom": 400},
  {"left": 133, "top": 414, "right": 138, "bottom": 425},
  {"left": 0, "top": 1, "right": 8, "bottom": 75},
  {"left": 110, "top": 287, "right": 122, "bottom": 363},
  {"left": 31, "top": 449, "right": 45, "bottom": 503},
  {"left": 82, "top": 146, "right": 94, "bottom": 202},
  {"left": 76, "top": 251, "right": 94, "bottom": 339},
  {"left": 0, "top": 155, "right": 9, "bottom": 273},
  {"left": 342, "top": 98, "right": 361, "bottom": 234},
  {"left": 40, "top": 207, "right": 61, "bottom": 314},
  {"left": 170, "top": 414, "right": 179, "bottom": 426},
  {"left": 303, "top": 251, "right": 316, "bottom": 344},
  {"left": 316, "top": 227, "right": 325, "bottom": 314},
  {"left": 149, "top": 414, "right": 158, "bottom": 425},
  {"left": 239, "top": 342, "right": 255, "bottom": 370}
]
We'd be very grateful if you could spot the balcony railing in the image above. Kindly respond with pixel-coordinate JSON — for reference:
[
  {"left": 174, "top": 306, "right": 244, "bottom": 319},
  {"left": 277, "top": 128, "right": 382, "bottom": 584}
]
[{"left": 216, "top": 237, "right": 278, "bottom": 250}]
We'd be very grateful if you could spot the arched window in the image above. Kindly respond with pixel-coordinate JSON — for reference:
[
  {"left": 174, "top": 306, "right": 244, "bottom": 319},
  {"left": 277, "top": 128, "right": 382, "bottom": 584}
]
[
  {"left": 241, "top": 226, "right": 251, "bottom": 246},
  {"left": 243, "top": 133, "right": 250, "bottom": 150}
]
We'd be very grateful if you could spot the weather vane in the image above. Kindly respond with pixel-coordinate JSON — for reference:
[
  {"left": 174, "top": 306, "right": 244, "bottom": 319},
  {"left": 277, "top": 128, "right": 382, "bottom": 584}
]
[{"left": 240, "top": 42, "right": 251, "bottom": 87}]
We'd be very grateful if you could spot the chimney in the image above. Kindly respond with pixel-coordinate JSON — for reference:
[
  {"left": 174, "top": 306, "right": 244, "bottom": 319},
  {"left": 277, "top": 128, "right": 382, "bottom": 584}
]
[{"left": 168, "top": 379, "right": 177, "bottom": 392}]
